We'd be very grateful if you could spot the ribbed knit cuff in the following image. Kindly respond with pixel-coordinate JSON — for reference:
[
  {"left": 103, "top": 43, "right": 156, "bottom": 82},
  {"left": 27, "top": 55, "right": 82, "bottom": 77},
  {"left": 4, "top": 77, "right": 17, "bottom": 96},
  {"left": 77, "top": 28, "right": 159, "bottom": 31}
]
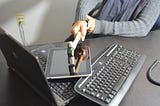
[{"left": 75, "top": 11, "right": 88, "bottom": 22}]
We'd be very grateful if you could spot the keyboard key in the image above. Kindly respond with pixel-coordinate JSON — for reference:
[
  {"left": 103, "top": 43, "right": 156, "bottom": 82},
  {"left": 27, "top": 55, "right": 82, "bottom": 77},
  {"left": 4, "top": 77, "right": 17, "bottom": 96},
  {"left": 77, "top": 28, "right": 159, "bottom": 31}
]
[{"left": 113, "top": 76, "right": 126, "bottom": 92}]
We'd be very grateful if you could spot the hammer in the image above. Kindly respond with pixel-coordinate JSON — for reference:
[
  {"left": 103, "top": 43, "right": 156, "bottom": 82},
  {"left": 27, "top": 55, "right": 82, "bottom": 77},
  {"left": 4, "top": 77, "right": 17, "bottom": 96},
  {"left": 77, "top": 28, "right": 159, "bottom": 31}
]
[
  {"left": 67, "top": 32, "right": 81, "bottom": 75},
  {"left": 75, "top": 46, "right": 89, "bottom": 74}
]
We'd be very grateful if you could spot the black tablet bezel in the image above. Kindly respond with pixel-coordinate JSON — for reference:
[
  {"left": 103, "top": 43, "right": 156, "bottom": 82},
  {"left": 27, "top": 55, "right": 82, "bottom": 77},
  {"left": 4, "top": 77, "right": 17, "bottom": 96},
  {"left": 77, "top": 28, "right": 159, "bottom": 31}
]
[{"left": 45, "top": 46, "right": 92, "bottom": 79}]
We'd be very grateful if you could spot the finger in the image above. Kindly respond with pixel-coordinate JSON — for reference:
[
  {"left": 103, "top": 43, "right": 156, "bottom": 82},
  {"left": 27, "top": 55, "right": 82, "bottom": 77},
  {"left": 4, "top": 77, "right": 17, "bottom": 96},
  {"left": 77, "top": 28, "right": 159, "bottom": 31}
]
[
  {"left": 87, "top": 16, "right": 92, "bottom": 29},
  {"left": 87, "top": 23, "right": 92, "bottom": 30},
  {"left": 87, "top": 22, "right": 92, "bottom": 32},
  {"left": 87, "top": 15, "right": 92, "bottom": 20},
  {"left": 81, "top": 25, "right": 87, "bottom": 41},
  {"left": 82, "top": 21, "right": 87, "bottom": 34},
  {"left": 74, "top": 27, "right": 80, "bottom": 36},
  {"left": 71, "top": 25, "right": 80, "bottom": 37},
  {"left": 81, "top": 35, "right": 86, "bottom": 41},
  {"left": 87, "top": 26, "right": 93, "bottom": 33},
  {"left": 87, "top": 16, "right": 96, "bottom": 33}
]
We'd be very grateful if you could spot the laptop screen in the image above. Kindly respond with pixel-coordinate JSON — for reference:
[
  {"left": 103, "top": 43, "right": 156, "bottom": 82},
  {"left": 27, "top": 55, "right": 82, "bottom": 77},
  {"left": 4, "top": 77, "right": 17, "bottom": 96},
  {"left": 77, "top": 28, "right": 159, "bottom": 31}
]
[{"left": 0, "top": 31, "right": 56, "bottom": 105}]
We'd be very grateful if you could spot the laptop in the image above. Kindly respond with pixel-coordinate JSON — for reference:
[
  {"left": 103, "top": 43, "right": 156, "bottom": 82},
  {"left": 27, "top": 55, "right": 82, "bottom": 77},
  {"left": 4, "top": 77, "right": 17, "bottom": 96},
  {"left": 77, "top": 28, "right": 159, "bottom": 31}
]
[{"left": 0, "top": 28, "right": 80, "bottom": 106}]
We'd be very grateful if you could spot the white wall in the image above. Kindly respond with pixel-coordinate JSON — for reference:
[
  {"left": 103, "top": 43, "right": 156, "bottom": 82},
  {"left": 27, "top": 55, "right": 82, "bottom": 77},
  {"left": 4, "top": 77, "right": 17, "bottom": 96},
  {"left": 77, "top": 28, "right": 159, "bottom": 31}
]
[{"left": 0, "top": 0, "right": 77, "bottom": 45}]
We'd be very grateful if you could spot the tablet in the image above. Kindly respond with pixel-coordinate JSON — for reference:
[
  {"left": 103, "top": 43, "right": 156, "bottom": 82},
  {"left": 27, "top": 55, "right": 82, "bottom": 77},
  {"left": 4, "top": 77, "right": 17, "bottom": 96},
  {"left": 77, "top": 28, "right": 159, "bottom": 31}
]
[{"left": 45, "top": 46, "right": 92, "bottom": 79}]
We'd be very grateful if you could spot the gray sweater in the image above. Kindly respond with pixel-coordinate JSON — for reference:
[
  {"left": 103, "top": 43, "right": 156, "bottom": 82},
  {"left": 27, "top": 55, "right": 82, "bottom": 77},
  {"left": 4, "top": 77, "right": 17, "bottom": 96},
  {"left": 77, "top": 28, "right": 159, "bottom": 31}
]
[{"left": 74, "top": 0, "right": 160, "bottom": 37}]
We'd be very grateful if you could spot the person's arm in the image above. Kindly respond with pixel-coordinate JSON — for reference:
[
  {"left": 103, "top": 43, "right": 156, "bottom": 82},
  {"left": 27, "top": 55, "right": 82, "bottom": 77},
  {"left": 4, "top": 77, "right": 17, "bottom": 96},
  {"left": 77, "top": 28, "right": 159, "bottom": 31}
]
[
  {"left": 74, "top": 0, "right": 102, "bottom": 21},
  {"left": 93, "top": 0, "right": 160, "bottom": 37}
]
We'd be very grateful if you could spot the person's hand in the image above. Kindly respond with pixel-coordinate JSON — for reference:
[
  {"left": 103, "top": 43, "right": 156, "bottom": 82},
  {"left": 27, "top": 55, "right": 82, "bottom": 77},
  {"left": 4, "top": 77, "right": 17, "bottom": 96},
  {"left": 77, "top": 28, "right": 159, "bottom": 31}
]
[
  {"left": 70, "top": 16, "right": 96, "bottom": 41},
  {"left": 87, "top": 16, "right": 96, "bottom": 33},
  {"left": 71, "top": 20, "right": 87, "bottom": 41}
]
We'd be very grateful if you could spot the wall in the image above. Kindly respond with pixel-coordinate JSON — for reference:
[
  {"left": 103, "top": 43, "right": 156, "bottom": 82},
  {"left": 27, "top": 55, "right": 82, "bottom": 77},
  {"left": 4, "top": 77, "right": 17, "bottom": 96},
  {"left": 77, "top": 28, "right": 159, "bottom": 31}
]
[{"left": 0, "top": 0, "right": 77, "bottom": 45}]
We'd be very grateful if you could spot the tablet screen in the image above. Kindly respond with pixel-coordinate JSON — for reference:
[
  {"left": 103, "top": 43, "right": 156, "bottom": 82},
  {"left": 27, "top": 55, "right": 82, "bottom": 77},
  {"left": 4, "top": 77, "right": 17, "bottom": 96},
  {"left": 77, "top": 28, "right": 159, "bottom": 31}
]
[{"left": 45, "top": 47, "right": 92, "bottom": 79}]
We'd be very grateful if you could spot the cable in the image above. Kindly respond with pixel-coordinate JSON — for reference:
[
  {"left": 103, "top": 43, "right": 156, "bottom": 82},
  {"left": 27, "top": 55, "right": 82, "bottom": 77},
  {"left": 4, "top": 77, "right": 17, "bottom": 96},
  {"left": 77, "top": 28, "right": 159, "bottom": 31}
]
[
  {"left": 147, "top": 59, "right": 160, "bottom": 86},
  {"left": 18, "top": 22, "right": 28, "bottom": 46}
]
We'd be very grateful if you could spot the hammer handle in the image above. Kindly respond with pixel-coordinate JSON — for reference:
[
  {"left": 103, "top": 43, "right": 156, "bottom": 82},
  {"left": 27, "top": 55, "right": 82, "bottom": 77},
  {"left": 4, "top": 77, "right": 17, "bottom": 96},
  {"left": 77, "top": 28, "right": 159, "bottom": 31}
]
[
  {"left": 75, "top": 54, "right": 83, "bottom": 74},
  {"left": 72, "top": 32, "right": 81, "bottom": 49}
]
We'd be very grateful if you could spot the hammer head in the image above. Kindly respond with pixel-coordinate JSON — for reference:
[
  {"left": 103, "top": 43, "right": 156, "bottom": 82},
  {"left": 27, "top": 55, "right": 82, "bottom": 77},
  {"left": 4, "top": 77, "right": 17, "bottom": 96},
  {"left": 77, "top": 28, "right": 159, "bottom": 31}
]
[{"left": 75, "top": 46, "right": 89, "bottom": 61}]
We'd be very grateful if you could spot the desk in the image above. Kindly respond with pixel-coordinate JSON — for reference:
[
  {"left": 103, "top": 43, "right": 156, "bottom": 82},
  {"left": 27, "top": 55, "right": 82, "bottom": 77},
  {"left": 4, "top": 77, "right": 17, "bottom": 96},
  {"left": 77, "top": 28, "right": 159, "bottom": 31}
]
[{"left": 0, "top": 30, "right": 160, "bottom": 106}]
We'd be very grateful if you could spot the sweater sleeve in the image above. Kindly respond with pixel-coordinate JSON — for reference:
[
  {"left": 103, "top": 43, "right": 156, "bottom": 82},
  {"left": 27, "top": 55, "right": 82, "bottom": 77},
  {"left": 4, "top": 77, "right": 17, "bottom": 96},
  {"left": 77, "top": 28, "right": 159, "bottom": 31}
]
[
  {"left": 93, "top": 0, "right": 160, "bottom": 37},
  {"left": 74, "top": 0, "right": 102, "bottom": 21}
]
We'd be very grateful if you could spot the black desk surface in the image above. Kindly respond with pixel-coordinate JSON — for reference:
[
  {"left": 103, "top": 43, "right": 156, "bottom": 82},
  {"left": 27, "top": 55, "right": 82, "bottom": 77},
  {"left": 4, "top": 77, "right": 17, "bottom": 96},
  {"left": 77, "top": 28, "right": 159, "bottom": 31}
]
[{"left": 1, "top": 30, "right": 160, "bottom": 106}]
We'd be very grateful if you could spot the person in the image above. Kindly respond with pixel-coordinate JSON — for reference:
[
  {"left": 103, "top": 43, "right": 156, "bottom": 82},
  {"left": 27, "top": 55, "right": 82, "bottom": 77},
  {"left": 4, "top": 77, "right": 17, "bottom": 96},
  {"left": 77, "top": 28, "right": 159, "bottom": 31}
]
[{"left": 69, "top": 0, "right": 160, "bottom": 41}]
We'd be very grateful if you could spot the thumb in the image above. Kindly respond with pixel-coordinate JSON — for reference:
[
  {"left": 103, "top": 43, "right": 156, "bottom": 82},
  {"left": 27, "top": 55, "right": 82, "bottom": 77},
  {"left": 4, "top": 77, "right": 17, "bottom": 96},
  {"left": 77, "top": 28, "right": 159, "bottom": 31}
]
[{"left": 87, "top": 16, "right": 92, "bottom": 20}]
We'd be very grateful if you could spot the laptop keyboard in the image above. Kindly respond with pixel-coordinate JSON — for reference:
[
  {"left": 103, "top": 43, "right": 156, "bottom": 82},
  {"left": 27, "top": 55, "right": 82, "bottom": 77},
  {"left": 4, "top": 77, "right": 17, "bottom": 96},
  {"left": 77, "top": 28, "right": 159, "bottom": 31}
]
[
  {"left": 74, "top": 43, "right": 146, "bottom": 106},
  {"left": 32, "top": 50, "right": 47, "bottom": 71},
  {"left": 48, "top": 79, "right": 77, "bottom": 101}
]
